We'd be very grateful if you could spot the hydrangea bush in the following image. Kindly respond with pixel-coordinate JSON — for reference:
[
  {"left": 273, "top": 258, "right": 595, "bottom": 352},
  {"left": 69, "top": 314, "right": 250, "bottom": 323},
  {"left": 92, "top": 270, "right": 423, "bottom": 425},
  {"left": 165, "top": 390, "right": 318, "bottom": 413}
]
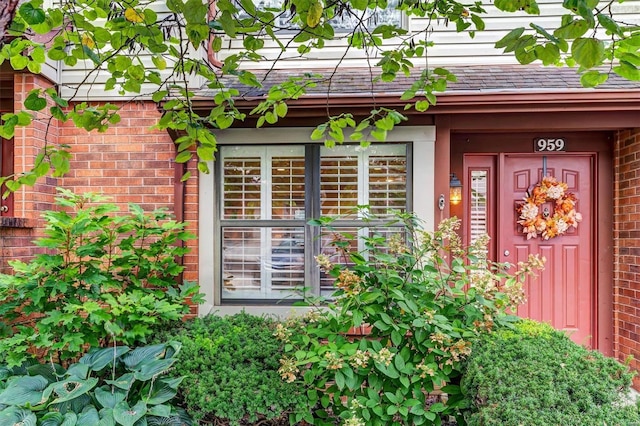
[{"left": 279, "top": 214, "right": 544, "bottom": 426}]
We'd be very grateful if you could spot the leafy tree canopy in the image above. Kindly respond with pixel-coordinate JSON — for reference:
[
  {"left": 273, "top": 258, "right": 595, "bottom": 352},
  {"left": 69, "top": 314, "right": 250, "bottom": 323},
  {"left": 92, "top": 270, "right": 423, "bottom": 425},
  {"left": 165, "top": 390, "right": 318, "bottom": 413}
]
[{"left": 0, "top": 0, "right": 638, "bottom": 188}]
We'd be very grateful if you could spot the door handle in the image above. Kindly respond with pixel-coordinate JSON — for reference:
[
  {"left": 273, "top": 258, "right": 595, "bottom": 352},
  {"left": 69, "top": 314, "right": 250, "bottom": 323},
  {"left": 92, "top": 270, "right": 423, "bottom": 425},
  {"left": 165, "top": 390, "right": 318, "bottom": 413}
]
[{"left": 504, "top": 250, "right": 510, "bottom": 257}]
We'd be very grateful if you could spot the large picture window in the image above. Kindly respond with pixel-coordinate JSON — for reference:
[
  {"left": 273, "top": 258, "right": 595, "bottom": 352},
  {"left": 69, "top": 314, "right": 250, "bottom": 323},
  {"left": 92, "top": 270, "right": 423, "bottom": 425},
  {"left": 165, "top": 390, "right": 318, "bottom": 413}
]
[{"left": 218, "top": 143, "right": 409, "bottom": 303}]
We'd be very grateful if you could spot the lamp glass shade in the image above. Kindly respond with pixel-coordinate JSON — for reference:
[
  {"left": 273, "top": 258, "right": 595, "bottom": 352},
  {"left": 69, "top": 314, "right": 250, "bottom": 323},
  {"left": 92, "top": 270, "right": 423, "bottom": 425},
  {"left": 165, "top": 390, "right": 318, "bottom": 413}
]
[{"left": 449, "top": 174, "right": 462, "bottom": 205}]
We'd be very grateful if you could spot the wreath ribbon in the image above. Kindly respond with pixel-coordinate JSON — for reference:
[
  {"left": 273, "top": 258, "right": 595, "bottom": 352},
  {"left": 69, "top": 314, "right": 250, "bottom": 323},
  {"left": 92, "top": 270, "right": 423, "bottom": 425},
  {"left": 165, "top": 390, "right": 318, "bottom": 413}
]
[{"left": 517, "top": 176, "right": 582, "bottom": 240}]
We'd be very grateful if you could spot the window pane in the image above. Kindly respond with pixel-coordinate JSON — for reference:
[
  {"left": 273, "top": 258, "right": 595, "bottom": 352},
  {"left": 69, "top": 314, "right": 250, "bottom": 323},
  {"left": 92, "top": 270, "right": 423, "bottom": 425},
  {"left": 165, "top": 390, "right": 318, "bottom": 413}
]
[
  {"left": 222, "top": 146, "right": 305, "bottom": 220},
  {"left": 319, "top": 226, "right": 359, "bottom": 295},
  {"left": 223, "top": 157, "right": 262, "bottom": 219},
  {"left": 320, "top": 156, "right": 358, "bottom": 216},
  {"left": 320, "top": 145, "right": 407, "bottom": 217},
  {"left": 272, "top": 157, "right": 305, "bottom": 219},
  {"left": 222, "top": 227, "right": 305, "bottom": 300},
  {"left": 369, "top": 155, "right": 407, "bottom": 216},
  {"left": 318, "top": 226, "right": 406, "bottom": 297},
  {"left": 470, "top": 171, "right": 488, "bottom": 243}
]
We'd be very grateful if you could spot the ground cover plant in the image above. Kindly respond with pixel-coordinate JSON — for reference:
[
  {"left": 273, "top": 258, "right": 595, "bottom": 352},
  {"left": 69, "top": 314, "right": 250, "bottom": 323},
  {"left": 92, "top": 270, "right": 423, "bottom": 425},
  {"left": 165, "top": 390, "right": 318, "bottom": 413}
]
[
  {"left": 461, "top": 319, "right": 640, "bottom": 426},
  {"left": 0, "top": 341, "right": 192, "bottom": 425},
  {"left": 152, "top": 312, "right": 307, "bottom": 425},
  {"left": 279, "top": 214, "right": 544, "bottom": 426},
  {"left": 0, "top": 188, "right": 203, "bottom": 366}
]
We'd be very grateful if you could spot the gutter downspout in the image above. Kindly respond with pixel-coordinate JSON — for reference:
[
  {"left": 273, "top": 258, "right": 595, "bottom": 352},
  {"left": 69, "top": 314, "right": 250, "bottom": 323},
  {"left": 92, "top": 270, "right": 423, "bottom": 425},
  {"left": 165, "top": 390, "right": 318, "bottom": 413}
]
[
  {"left": 170, "top": 130, "right": 186, "bottom": 283},
  {"left": 207, "top": 0, "right": 223, "bottom": 69}
]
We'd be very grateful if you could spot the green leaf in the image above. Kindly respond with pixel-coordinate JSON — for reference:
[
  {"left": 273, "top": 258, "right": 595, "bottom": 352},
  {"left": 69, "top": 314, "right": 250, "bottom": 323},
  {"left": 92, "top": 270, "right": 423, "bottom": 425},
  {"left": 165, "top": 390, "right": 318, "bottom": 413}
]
[
  {"left": 10, "top": 55, "right": 29, "bottom": 70},
  {"left": 24, "top": 91, "right": 47, "bottom": 111},
  {"left": 275, "top": 102, "right": 288, "bottom": 118},
  {"left": 175, "top": 151, "right": 192, "bottom": 163},
  {"left": 597, "top": 13, "right": 622, "bottom": 36},
  {"left": 48, "top": 48, "right": 67, "bottom": 61},
  {"left": 95, "top": 386, "right": 127, "bottom": 409},
  {"left": 144, "top": 377, "right": 183, "bottom": 405},
  {"left": 554, "top": 19, "right": 589, "bottom": 39},
  {"left": 19, "top": 3, "right": 46, "bottom": 25},
  {"left": 77, "top": 406, "right": 100, "bottom": 424},
  {"left": 82, "top": 45, "right": 101, "bottom": 65},
  {"left": 495, "top": 27, "right": 525, "bottom": 49},
  {"left": 184, "top": 0, "right": 208, "bottom": 23},
  {"left": 613, "top": 61, "right": 640, "bottom": 81},
  {"left": 105, "top": 373, "right": 136, "bottom": 391},
  {"left": 571, "top": 37, "right": 605, "bottom": 69},
  {"left": 152, "top": 91, "right": 168, "bottom": 103},
  {"left": 580, "top": 70, "right": 608, "bottom": 87},
  {"left": 30, "top": 46, "right": 46, "bottom": 63},
  {"left": 134, "top": 359, "right": 176, "bottom": 381},
  {"left": 49, "top": 377, "right": 99, "bottom": 404},
  {"left": 80, "top": 346, "right": 130, "bottom": 371},
  {"left": 113, "top": 401, "right": 147, "bottom": 426},
  {"left": 0, "top": 407, "right": 37, "bottom": 426},
  {"left": 0, "top": 375, "right": 49, "bottom": 406},
  {"left": 151, "top": 56, "right": 167, "bottom": 70}
]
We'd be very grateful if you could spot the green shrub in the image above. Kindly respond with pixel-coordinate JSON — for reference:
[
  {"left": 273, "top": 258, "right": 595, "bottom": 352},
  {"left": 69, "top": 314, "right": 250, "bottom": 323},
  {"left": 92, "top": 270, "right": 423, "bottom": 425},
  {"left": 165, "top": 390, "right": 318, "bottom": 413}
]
[
  {"left": 0, "top": 188, "right": 203, "bottom": 366},
  {"left": 280, "top": 214, "right": 544, "bottom": 426},
  {"left": 152, "top": 312, "right": 307, "bottom": 425},
  {"left": 461, "top": 319, "right": 640, "bottom": 426},
  {"left": 0, "top": 341, "right": 192, "bottom": 425}
]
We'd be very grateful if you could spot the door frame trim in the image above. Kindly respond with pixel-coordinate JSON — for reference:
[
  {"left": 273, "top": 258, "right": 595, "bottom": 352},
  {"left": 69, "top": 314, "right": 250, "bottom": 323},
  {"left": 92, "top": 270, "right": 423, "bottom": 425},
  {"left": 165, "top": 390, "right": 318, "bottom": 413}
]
[{"left": 450, "top": 131, "right": 613, "bottom": 355}]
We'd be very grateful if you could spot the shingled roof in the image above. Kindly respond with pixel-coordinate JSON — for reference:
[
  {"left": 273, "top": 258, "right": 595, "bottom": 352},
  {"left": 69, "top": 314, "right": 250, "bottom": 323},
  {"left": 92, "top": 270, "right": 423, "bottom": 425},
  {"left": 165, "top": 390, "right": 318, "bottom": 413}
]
[{"left": 208, "top": 64, "right": 640, "bottom": 100}]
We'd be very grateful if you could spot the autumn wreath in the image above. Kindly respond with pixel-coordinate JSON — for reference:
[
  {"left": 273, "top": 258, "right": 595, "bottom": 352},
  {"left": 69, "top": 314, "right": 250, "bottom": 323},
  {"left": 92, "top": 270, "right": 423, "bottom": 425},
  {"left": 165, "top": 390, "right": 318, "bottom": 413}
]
[{"left": 517, "top": 176, "right": 582, "bottom": 240}]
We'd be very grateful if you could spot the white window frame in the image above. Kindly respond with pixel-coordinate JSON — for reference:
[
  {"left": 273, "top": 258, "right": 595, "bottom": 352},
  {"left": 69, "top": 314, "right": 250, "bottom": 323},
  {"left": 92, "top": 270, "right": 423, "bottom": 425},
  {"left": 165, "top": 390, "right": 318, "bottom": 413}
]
[{"left": 199, "top": 126, "right": 436, "bottom": 316}]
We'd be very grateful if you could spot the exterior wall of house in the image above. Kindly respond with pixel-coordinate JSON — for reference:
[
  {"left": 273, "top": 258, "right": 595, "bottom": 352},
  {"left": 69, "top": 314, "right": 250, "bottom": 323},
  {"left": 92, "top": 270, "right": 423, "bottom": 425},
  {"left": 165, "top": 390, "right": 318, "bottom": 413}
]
[
  {"left": 0, "top": 73, "right": 60, "bottom": 274},
  {"left": 56, "top": 101, "right": 201, "bottom": 315},
  {"left": 0, "top": 94, "right": 201, "bottom": 315},
  {"left": 56, "top": 0, "right": 640, "bottom": 98},
  {"left": 613, "top": 127, "right": 640, "bottom": 388},
  {"left": 216, "top": 0, "right": 640, "bottom": 69}
]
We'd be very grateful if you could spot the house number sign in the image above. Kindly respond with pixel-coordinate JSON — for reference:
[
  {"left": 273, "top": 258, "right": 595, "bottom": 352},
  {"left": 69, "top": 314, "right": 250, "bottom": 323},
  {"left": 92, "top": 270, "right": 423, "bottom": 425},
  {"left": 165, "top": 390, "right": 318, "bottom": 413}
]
[{"left": 534, "top": 138, "right": 566, "bottom": 152}]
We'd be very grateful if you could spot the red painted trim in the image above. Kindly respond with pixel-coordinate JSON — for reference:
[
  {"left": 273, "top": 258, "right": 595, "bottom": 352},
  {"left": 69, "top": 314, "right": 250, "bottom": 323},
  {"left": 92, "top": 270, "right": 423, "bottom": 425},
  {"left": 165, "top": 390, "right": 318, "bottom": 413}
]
[
  {"left": 193, "top": 89, "right": 640, "bottom": 115},
  {"left": 452, "top": 131, "right": 614, "bottom": 354},
  {"left": 2, "top": 137, "right": 14, "bottom": 217}
]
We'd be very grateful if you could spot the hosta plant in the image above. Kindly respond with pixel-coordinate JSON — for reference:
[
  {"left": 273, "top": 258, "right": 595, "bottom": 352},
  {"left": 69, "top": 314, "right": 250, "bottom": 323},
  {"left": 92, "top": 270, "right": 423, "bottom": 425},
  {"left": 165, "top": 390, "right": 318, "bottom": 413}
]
[
  {"left": 280, "top": 214, "right": 544, "bottom": 426},
  {"left": 0, "top": 188, "right": 203, "bottom": 366},
  {"left": 0, "top": 341, "right": 192, "bottom": 426}
]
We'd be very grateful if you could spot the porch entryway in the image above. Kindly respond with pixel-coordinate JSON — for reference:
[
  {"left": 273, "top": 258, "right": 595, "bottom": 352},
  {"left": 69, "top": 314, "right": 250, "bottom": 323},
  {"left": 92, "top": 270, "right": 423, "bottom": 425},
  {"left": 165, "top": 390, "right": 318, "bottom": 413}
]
[{"left": 451, "top": 132, "right": 612, "bottom": 350}]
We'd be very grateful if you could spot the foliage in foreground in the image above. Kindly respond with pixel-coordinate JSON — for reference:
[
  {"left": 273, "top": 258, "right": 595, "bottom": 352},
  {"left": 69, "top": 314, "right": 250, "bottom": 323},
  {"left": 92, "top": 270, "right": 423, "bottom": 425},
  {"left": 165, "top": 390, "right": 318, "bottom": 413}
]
[
  {"left": 0, "top": 341, "right": 192, "bottom": 426},
  {"left": 279, "top": 215, "right": 544, "bottom": 426},
  {"left": 0, "top": 188, "right": 203, "bottom": 366},
  {"left": 461, "top": 319, "right": 640, "bottom": 426},
  {"left": 152, "top": 313, "right": 307, "bottom": 425}
]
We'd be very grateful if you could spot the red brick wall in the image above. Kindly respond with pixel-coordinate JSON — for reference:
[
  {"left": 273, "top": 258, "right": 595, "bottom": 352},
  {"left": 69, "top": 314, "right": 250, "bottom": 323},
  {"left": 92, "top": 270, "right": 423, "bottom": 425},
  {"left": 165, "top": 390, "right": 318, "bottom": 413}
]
[
  {"left": 58, "top": 101, "right": 200, "bottom": 314},
  {"left": 2, "top": 84, "right": 200, "bottom": 313},
  {"left": 613, "top": 128, "right": 640, "bottom": 388},
  {"left": 0, "top": 73, "right": 59, "bottom": 273}
]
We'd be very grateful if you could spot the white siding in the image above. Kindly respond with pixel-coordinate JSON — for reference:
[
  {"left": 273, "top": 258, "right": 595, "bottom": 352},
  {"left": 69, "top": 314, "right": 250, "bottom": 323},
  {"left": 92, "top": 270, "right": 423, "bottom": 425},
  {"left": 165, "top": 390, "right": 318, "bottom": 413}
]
[
  {"left": 216, "top": 0, "right": 640, "bottom": 69},
  {"left": 58, "top": 0, "right": 640, "bottom": 98},
  {"left": 56, "top": 2, "right": 204, "bottom": 101}
]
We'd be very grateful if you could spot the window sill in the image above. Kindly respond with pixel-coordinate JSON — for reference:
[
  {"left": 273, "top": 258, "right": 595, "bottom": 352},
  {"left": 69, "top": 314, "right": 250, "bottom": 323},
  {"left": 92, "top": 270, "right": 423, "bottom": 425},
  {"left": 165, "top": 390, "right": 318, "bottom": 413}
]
[{"left": 0, "top": 217, "right": 35, "bottom": 228}]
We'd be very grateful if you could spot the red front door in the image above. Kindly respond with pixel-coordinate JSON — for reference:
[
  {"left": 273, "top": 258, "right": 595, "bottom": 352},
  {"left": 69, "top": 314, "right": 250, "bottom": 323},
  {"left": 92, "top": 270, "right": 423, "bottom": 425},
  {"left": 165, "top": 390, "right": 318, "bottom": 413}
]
[{"left": 499, "top": 154, "right": 593, "bottom": 346}]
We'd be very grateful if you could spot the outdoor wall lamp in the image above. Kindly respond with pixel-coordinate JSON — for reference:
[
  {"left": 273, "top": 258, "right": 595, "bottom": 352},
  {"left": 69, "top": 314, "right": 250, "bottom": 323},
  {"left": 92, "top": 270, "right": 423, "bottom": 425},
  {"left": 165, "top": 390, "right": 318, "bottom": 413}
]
[{"left": 450, "top": 173, "right": 462, "bottom": 206}]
